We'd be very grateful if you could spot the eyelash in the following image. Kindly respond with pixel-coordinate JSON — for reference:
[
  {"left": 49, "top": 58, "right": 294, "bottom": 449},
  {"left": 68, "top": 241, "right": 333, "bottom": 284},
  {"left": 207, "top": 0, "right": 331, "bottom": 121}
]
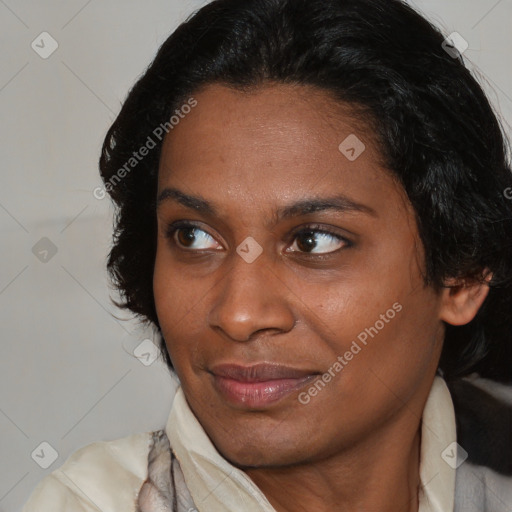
[{"left": 164, "top": 221, "right": 353, "bottom": 256}]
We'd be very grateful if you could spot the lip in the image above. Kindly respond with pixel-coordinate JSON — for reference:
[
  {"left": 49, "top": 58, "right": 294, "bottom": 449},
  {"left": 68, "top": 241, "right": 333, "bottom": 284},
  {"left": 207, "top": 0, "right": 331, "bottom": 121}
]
[{"left": 210, "top": 363, "right": 320, "bottom": 408}]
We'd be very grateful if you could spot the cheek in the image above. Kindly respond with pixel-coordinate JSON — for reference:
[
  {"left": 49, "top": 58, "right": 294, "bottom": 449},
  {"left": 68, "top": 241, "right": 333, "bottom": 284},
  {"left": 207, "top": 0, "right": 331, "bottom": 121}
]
[
  {"left": 336, "top": 285, "right": 442, "bottom": 410},
  {"left": 308, "top": 255, "right": 441, "bottom": 392},
  {"left": 153, "top": 243, "right": 203, "bottom": 320},
  {"left": 153, "top": 250, "right": 203, "bottom": 363}
]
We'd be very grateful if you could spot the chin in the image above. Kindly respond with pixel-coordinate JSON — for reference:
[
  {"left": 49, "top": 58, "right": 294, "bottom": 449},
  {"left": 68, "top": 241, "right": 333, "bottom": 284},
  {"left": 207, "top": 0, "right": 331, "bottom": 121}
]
[
  {"left": 222, "top": 445, "right": 302, "bottom": 469},
  {"left": 210, "top": 426, "right": 312, "bottom": 469}
]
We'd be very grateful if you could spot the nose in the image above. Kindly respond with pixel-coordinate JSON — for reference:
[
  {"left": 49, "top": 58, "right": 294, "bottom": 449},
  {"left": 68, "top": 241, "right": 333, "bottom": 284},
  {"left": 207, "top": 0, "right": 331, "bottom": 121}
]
[{"left": 207, "top": 248, "right": 296, "bottom": 342}]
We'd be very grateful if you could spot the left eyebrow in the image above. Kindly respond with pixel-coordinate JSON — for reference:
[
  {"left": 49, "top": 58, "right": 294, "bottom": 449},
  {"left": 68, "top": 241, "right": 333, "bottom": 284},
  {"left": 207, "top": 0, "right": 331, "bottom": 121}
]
[
  {"left": 276, "top": 196, "right": 377, "bottom": 220},
  {"left": 156, "top": 186, "right": 377, "bottom": 224}
]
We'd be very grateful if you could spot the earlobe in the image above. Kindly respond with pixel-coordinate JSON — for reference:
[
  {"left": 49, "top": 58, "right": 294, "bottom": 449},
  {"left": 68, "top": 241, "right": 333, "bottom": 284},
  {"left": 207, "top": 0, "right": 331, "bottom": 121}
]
[{"left": 439, "top": 270, "right": 492, "bottom": 326}]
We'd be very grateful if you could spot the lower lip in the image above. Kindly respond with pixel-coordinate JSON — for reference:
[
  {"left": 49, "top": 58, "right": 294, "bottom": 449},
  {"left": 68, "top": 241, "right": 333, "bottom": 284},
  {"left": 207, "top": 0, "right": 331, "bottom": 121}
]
[{"left": 212, "top": 374, "right": 317, "bottom": 408}]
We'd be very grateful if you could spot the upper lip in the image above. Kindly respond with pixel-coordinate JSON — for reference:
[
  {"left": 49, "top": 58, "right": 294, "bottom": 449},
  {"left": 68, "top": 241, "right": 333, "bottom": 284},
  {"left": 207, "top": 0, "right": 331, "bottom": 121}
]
[{"left": 210, "top": 363, "right": 319, "bottom": 382}]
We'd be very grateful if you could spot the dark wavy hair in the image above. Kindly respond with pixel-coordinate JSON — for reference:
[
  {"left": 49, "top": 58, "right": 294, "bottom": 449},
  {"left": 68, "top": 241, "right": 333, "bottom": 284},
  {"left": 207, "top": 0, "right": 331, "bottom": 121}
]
[{"left": 99, "top": 0, "right": 512, "bottom": 382}]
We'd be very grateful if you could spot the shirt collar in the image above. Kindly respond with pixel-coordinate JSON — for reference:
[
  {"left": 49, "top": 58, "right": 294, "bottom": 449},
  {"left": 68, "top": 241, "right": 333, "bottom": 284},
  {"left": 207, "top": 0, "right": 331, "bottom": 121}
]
[
  {"left": 166, "top": 375, "right": 456, "bottom": 512},
  {"left": 418, "top": 375, "right": 457, "bottom": 512}
]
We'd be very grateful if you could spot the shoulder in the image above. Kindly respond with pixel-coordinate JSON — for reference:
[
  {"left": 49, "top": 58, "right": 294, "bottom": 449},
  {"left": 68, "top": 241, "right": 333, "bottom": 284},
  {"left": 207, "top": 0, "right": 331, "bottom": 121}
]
[
  {"left": 446, "top": 375, "right": 512, "bottom": 510},
  {"left": 22, "top": 430, "right": 154, "bottom": 512},
  {"left": 447, "top": 374, "right": 512, "bottom": 474},
  {"left": 455, "top": 461, "right": 512, "bottom": 512}
]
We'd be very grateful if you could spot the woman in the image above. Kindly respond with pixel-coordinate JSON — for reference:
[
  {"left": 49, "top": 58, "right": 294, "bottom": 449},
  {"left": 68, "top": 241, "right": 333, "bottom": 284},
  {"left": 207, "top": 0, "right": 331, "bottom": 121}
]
[{"left": 23, "top": 0, "right": 512, "bottom": 511}]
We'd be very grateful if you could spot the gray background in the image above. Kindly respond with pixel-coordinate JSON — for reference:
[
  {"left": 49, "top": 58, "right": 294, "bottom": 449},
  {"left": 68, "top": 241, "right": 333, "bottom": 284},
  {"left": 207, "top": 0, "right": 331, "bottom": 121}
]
[{"left": 0, "top": 0, "right": 510, "bottom": 510}]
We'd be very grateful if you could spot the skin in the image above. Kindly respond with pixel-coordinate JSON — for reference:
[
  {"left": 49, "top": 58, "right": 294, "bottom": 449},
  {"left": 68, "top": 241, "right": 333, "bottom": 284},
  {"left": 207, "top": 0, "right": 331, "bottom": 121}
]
[{"left": 153, "top": 82, "right": 490, "bottom": 512}]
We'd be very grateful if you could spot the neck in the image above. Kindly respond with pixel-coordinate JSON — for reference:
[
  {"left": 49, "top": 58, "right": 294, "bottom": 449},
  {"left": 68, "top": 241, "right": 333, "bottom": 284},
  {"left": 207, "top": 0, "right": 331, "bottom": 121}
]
[{"left": 245, "top": 402, "right": 423, "bottom": 512}]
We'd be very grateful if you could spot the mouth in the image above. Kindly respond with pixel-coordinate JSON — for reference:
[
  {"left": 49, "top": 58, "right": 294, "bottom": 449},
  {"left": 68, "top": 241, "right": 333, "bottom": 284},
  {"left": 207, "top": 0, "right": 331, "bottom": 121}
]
[{"left": 209, "top": 362, "right": 321, "bottom": 408}]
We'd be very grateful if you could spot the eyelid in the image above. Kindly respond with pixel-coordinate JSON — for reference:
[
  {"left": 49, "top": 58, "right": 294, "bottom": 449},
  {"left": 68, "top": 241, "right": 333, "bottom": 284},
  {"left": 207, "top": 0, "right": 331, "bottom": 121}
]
[{"left": 288, "top": 223, "right": 351, "bottom": 242}]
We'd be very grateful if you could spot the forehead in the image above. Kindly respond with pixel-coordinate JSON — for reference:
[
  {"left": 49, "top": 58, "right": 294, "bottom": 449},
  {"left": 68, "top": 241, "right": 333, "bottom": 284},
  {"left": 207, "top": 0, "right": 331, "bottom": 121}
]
[
  {"left": 162, "top": 83, "right": 381, "bottom": 158},
  {"left": 157, "top": 82, "right": 406, "bottom": 219}
]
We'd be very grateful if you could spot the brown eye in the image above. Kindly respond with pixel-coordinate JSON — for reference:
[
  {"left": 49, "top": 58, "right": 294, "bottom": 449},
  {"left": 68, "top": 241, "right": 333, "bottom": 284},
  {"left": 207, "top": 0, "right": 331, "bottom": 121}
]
[
  {"left": 295, "top": 231, "right": 317, "bottom": 252},
  {"left": 165, "top": 222, "right": 222, "bottom": 251},
  {"left": 176, "top": 227, "right": 198, "bottom": 247},
  {"left": 288, "top": 227, "right": 350, "bottom": 255}
]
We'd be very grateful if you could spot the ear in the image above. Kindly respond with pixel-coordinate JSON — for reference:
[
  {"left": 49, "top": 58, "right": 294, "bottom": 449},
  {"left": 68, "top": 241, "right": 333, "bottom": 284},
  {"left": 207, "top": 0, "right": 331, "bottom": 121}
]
[{"left": 439, "top": 269, "right": 492, "bottom": 326}]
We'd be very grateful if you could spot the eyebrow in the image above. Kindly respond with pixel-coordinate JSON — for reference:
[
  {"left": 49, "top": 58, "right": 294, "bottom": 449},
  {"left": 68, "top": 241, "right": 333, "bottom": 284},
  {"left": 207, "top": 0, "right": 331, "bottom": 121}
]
[{"left": 156, "top": 186, "right": 377, "bottom": 223}]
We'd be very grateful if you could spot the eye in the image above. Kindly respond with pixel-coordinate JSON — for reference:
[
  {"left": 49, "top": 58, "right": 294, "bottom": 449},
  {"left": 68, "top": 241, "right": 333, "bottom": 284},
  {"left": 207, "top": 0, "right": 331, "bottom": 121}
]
[
  {"left": 165, "top": 221, "right": 352, "bottom": 255},
  {"left": 286, "top": 225, "right": 351, "bottom": 255},
  {"left": 165, "top": 221, "right": 222, "bottom": 251}
]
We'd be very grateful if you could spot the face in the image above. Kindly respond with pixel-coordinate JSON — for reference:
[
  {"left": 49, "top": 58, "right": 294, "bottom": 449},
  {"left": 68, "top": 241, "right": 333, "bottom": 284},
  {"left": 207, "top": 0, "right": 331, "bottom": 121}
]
[{"left": 153, "top": 82, "right": 446, "bottom": 468}]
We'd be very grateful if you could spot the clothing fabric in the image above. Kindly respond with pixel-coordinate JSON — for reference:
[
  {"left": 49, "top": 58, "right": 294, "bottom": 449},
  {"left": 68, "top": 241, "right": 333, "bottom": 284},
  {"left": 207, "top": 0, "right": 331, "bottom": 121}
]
[
  {"left": 23, "top": 375, "right": 512, "bottom": 512},
  {"left": 152, "top": 376, "right": 456, "bottom": 512}
]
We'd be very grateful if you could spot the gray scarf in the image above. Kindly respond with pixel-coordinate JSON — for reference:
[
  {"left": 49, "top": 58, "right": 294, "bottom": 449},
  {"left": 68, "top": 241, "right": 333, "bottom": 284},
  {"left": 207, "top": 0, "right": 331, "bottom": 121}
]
[{"left": 136, "top": 430, "right": 197, "bottom": 512}]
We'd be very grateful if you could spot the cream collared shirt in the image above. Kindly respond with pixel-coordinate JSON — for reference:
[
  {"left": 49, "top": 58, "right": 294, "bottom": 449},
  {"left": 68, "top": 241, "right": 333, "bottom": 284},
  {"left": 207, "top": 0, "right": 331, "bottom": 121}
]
[
  {"left": 23, "top": 376, "right": 458, "bottom": 512},
  {"left": 167, "top": 375, "right": 458, "bottom": 512}
]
